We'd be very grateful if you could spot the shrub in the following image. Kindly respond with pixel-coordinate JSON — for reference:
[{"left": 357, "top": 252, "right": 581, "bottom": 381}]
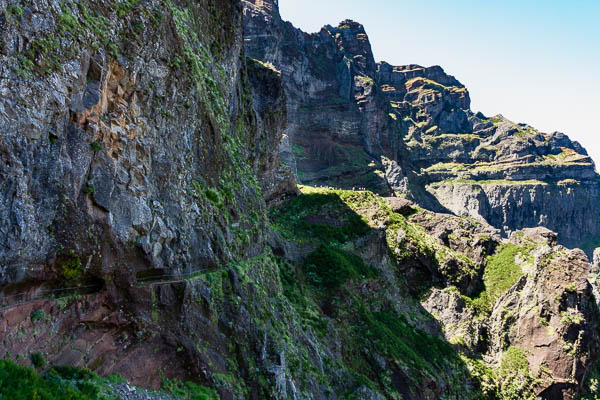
[
  {"left": 269, "top": 191, "right": 371, "bottom": 244},
  {"left": 162, "top": 378, "right": 218, "bottom": 400},
  {"left": 500, "top": 347, "right": 529, "bottom": 377},
  {"left": 470, "top": 243, "right": 532, "bottom": 312},
  {"left": 6, "top": 4, "right": 23, "bottom": 18},
  {"left": 498, "top": 347, "right": 537, "bottom": 400},
  {"left": 303, "top": 244, "right": 377, "bottom": 290},
  {"left": 30, "top": 352, "right": 46, "bottom": 368},
  {"left": 204, "top": 188, "right": 222, "bottom": 207},
  {"left": 89, "top": 142, "right": 103, "bottom": 151},
  {"left": 82, "top": 183, "right": 95, "bottom": 194},
  {"left": 30, "top": 309, "right": 46, "bottom": 323},
  {"left": 0, "top": 359, "right": 104, "bottom": 399}
]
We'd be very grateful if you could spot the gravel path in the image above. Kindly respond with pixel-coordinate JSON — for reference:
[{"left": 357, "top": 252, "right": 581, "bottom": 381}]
[{"left": 110, "top": 383, "right": 177, "bottom": 400}]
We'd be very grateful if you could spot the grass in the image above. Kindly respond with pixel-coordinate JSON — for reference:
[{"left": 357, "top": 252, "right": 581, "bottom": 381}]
[
  {"left": 303, "top": 244, "right": 378, "bottom": 290},
  {"left": 356, "top": 75, "right": 374, "bottom": 85},
  {"left": 161, "top": 378, "right": 218, "bottom": 400},
  {"left": 405, "top": 77, "right": 467, "bottom": 93},
  {"left": 469, "top": 243, "right": 533, "bottom": 312},
  {"left": 498, "top": 347, "right": 537, "bottom": 399},
  {"left": 272, "top": 186, "right": 477, "bottom": 293},
  {"left": 356, "top": 307, "right": 459, "bottom": 375},
  {"left": 269, "top": 188, "right": 371, "bottom": 244},
  {"left": 268, "top": 186, "right": 493, "bottom": 397},
  {"left": 0, "top": 360, "right": 119, "bottom": 399},
  {"left": 430, "top": 178, "right": 547, "bottom": 186},
  {"left": 424, "top": 133, "right": 479, "bottom": 142},
  {"left": 500, "top": 347, "right": 529, "bottom": 377},
  {"left": 0, "top": 359, "right": 217, "bottom": 400}
]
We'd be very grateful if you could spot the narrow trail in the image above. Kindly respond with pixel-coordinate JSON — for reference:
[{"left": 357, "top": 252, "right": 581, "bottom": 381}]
[
  {"left": 134, "top": 267, "right": 221, "bottom": 287},
  {"left": 0, "top": 268, "right": 221, "bottom": 312},
  {"left": 0, "top": 284, "right": 102, "bottom": 312}
]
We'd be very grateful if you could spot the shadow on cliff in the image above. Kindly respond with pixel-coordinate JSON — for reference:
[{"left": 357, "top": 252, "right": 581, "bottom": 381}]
[{"left": 268, "top": 189, "right": 486, "bottom": 399}]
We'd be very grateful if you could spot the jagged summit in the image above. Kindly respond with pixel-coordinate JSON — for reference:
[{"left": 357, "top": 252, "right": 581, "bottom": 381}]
[
  {"left": 245, "top": 0, "right": 278, "bottom": 11},
  {"left": 1, "top": 1, "right": 599, "bottom": 400},
  {"left": 243, "top": 0, "right": 600, "bottom": 253}
]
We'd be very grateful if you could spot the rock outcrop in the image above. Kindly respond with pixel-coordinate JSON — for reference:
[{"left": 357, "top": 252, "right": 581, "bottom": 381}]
[
  {"left": 488, "top": 231, "right": 595, "bottom": 398},
  {"left": 0, "top": 1, "right": 599, "bottom": 400},
  {"left": 0, "top": 0, "right": 302, "bottom": 397},
  {"left": 242, "top": 0, "right": 600, "bottom": 253}
]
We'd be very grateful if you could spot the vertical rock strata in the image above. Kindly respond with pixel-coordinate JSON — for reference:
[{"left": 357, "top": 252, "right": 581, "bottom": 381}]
[
  {"left": 242, "top": 0, "right": 600, "bottom": 252},
  {"left": 0, "top": 0, "right": 598, "bottom": 399}
]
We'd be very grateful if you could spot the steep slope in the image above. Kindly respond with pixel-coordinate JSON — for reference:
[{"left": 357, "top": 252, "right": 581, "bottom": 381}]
[
  {"left": 1, "top": 1, "right": 599, "bottom": 400},
  {"left": 268, "top": 186, "right": 600, "bottom": 399},
  {"left": 0, "top": 0, "right": 304, "bottom": 397},
  {"left": 242, "top": 0, "right": 600, "bottom": 252}
]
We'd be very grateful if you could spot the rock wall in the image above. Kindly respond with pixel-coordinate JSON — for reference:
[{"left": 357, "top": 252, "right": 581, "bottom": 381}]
[
  {"left": 242, "top": 0, "right": 600, "bottom": 252},
  {"left": 426, "top": 180, "right": 600, "bottom": 249},
  {"left": 1, "top": 1, "right": 599, "bottom": 399},
  {"left": 0, "top": 0, "right": 305, "bottom": 397}
]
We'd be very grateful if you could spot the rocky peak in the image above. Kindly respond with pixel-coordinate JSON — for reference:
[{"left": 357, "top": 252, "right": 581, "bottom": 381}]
[
  {"left": 594, "top": 247, "right": 600, "bottom": 267},
  {"left": 244, "top": 0, "right": 278, "bottom": 12},
  {"left": 242, "top": 0, "right": 600, "bottom": 255},
  {"left": 327, "top": 20, "right": 377, "bottom": 75}
]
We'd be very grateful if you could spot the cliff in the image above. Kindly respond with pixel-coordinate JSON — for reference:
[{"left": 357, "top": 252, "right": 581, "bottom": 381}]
[
  {"left": 242, "top": 0, "right": 600, "bottom": 253},
  {"left": 0, "top": 0, "right": 599, "bottom": 399},
  {"left": 0, "top": 0, "right": 300, "bottom": 396}
]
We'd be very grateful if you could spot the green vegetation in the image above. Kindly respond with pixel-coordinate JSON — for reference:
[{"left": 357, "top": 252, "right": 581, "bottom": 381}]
[
  {"left": 424, "top": 133, "right": 479, "bottom": 143},
  {"left": 582, "top": 362, "right": 600, "bottom": 400},
  {"left": 30, "top": 352, "right": 47, "bottom": 369},
  {"left": 406, "top": 77, "right": 467, "bottom": 93},
  {"left": 356, "top": 308, "right": 458, "bottom": 376},
  {"left": 90, "top": 142, "right": 103, "bottom": 152},
  {"left": 561, "top": 311, "right": 583, "bottom": 326},
  {"left": 498, "top": 347, "right": 537, "bottom": 400},
  {"left": 60, "top": 254, "right": 84, "bottom": 281},
  {"left": 269, "top": 189, "right": 371, "bottom": 244},
  {"left": 500, "top": 347, "right": 529, "bottom": 376},
  {"left": 161, "top": 378, "right": 218, "bottom": 400},
  {"left": 30, "top": 309, "right": 46, "bottom": 323},
  {"left": 272, "top": 186, "right": 477, "bottom": 293},
  {"left": 469, "top": 243, "right": 533, "bottom": 312},
  {"left": 303, "top": 244, "right": 377, "bottom": 290},
  {"left": 6, "top": 4, "right": 23, "bottom": 18},
  {"left": 114, "top": 0, "right": 141, "bottom": 17},
  {"left": 0, "top": 360, "right": 119, "bottom": 399},
  {"left": 430, "top": 178, "right": 547, "bottom": 186},
  {"left": 0, "top": 359, "right": 217, "bottom": 400},
  {"left": 82, "top": 183, "right": 95, "bottom": 194},
  {"left": 356, "top": 75, "right": 374, "bottom": 85},
  {"left": 270, "top": 186, "right": 485, "bottom": 398}
]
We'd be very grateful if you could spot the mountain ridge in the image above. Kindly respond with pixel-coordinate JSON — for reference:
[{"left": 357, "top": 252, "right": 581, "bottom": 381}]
[
  {"left": 0, "top": 0, "right": 599, "bottom": 399},
  {"left": 243, "top": 0, "right": 600, "bottom": 255}
]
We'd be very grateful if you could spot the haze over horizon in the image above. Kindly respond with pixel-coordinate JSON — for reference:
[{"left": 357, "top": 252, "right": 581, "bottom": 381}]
[{"left": 279, "top": 0, "right": 600, "bottom": 169}]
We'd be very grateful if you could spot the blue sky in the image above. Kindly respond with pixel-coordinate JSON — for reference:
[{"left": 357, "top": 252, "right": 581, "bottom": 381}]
[{"left": 279, "top": 0, "right": 600, "bottom": 168}]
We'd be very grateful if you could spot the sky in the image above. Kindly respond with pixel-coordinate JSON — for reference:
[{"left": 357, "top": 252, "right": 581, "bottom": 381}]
[{"left": 278, "top": 0, "right": 600, "bottom": 168}]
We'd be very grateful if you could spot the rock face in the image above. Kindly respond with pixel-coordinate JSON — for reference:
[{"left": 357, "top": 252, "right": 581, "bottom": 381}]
[
  {"left": 0, "top": 0, "right": 302, "bottom": 397},
  {"left": 1, "top": 1, "right": 599, "bottom": 400},
  {"left": 0, "top": 0, "right": 270, "bottom": 284},
  {"left": 242, "top": 0, "right": 600, "bottom": 252},
  {"left": 488, "top": 233, "right": 595, "bottom": 399}
]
